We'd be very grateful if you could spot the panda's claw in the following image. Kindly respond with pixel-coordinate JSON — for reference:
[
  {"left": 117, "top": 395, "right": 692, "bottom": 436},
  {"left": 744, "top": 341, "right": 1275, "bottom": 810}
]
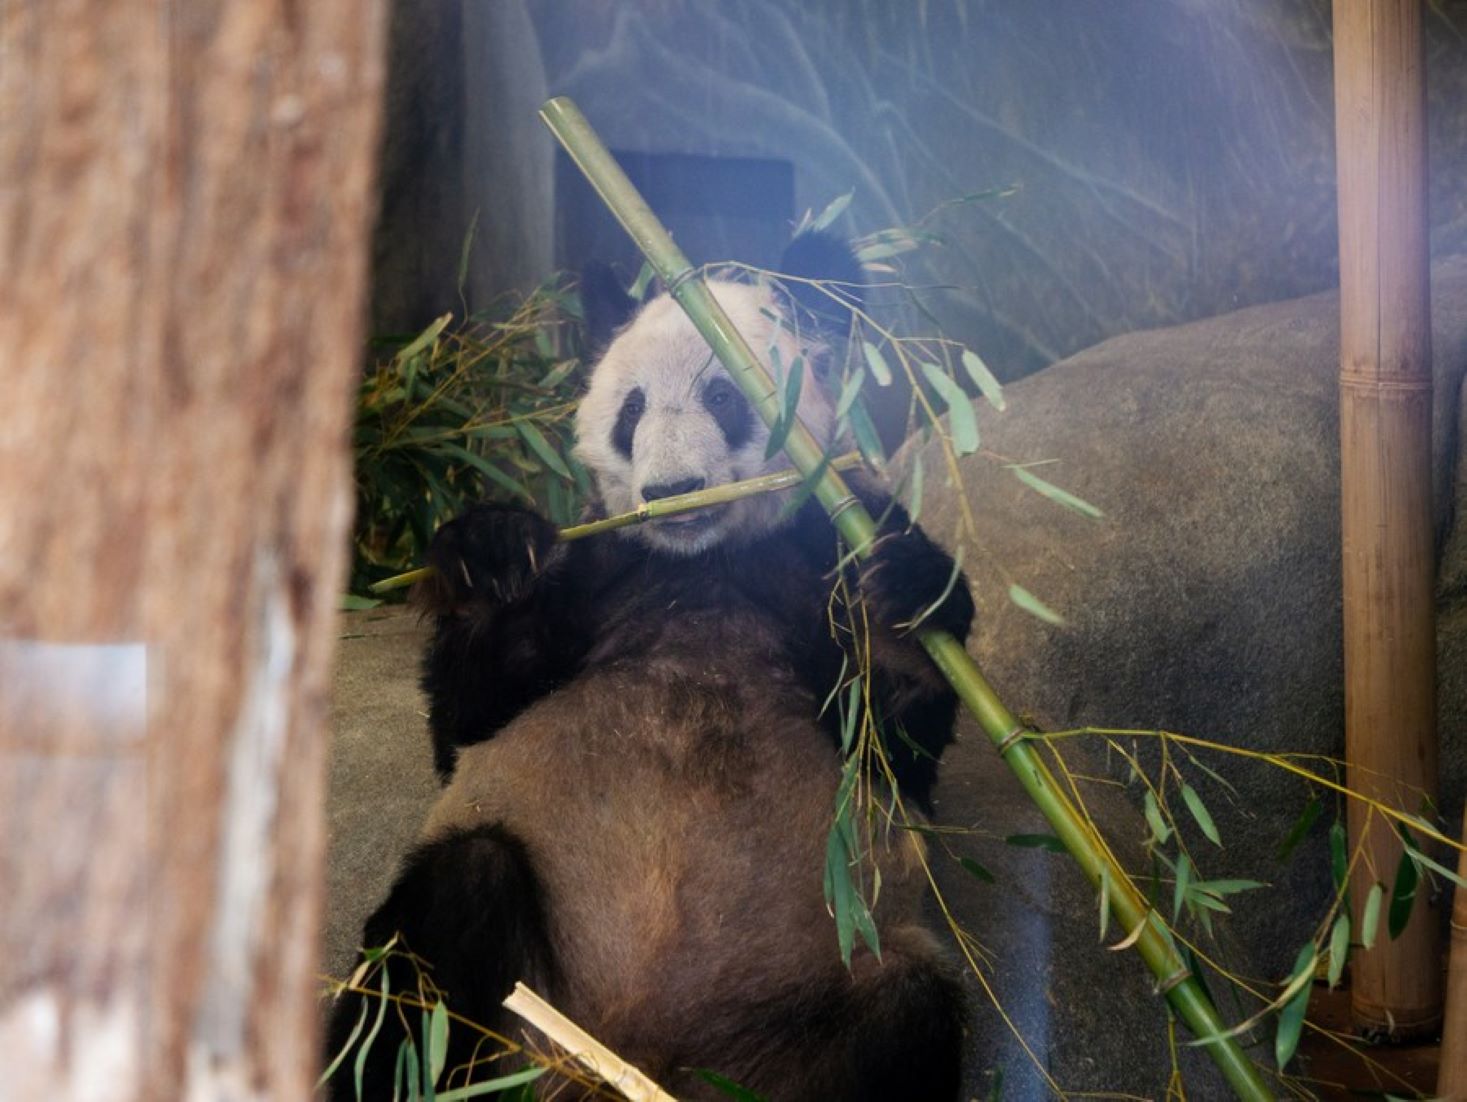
[
  {"left": 859, "top": 528, "right": 974, "bottom": 641},
  {"left": 424, "top": 502, "right": 558, "bottom": 610}
]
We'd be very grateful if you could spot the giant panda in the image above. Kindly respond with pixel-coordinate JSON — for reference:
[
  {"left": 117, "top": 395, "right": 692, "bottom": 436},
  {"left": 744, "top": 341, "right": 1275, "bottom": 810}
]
[{"left": 327, "top": 233, "right": 975, "bottom": 1101}]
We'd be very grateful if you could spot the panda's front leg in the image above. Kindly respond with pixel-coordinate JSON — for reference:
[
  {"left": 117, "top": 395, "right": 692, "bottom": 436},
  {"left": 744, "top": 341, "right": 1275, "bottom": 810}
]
[
  {"left": 419, "top": 503, "right": 584, "bottom": 781},
  {"left": 852, "top": 497, "right": 975, "bottom": 811}
]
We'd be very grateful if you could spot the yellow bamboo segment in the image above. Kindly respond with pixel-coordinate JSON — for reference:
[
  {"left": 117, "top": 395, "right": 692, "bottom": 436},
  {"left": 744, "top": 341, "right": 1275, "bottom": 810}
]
[{"left": 1333, "top": 0, "right": 1441, "bottom": 1037}]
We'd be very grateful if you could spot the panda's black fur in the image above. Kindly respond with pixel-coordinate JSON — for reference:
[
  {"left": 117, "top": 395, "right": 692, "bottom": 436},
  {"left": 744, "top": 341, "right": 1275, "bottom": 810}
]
[{"left": 328, "top": 234, "right": 974, "bottom": 1101}]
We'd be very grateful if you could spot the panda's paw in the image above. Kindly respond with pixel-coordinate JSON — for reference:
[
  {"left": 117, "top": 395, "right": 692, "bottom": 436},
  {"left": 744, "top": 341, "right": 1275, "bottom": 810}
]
[
  {"left": 859, "top": 528, "right": 974, "bottom": 640},
  {"left": 423, "top": 503, "right": 558, "bottom": 610}
]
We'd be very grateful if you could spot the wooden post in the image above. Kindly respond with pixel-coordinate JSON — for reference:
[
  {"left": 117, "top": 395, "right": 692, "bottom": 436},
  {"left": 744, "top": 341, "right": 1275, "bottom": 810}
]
[
  {"left": 1332, "top": 0, "right": 1442, "bottom": 1038},
  {"left": 0, "top": 1, "right": 384, "bottom": 1098},
  {"left": 1442, "top": 807, "right": 1467, "bottom": 1097}
]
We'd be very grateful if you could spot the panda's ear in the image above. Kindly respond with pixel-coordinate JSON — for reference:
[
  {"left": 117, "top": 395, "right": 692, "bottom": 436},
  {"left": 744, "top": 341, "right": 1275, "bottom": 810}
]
[
  {"left": 580, "top": 262, "right": 639, "bottom": 354},
  {"left": 777, "top": 231, "right": 866, "bottom": 330}
]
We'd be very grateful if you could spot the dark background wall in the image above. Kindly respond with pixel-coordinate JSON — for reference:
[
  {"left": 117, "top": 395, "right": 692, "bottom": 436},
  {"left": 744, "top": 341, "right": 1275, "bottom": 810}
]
[{"left": 371, "top": 0, "right": 1467, "bottom": 378}]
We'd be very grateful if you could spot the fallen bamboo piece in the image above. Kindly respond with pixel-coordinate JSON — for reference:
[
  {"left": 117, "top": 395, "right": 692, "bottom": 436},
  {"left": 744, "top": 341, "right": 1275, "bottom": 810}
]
[
  {"left": 540, "top": 94, "right": 1271, "bottom": 1100},
  {"left": 502, "top": 982, "right": 677, "bottom": 1102},
  {"left": 366, "top": 452, "right": 863, "bottom": 594}
]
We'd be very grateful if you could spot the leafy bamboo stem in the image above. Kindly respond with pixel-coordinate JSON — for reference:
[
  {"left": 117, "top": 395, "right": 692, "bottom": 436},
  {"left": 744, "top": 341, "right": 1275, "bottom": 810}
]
[
  {"left": 366, "top": 453, "right": 863, "bottom": 594},
  {"left": 540, "top": 95, "right": 1271, "bottom": 1101}
]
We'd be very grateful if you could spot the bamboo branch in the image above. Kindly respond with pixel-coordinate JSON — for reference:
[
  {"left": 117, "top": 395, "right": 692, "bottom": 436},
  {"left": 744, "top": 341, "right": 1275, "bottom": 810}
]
[
  {"left": 365, "top": 452, "right": 863, "bottom": 594},
  {"left": 539, "top": 95, "right": 1272, "bottom": 1101},
  {"left": 502, "top": 983, "right": 677, "bottom": 1102}
]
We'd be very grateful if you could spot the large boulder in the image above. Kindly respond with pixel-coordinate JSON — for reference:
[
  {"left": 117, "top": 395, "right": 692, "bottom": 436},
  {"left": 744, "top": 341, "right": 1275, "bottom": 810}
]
[{"left": 912, "top": 256, "right": 1467, "bottom": 975}]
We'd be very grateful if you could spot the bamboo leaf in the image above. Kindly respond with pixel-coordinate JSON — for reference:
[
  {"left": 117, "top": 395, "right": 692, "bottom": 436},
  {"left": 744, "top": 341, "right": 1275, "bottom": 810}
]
[
  {"left": 1144, "top": 789, "right": 1172, "bottom": 845},
  {"left": 1007, "top": 583, "right": 1065, "bottom": 626},
  {"left": 825, "top": 825, "right": 856, "bottom": 967},
  {"left": 919, "top": 360, "right": 979, "bottom": 455},
  {"left": 846, "top": 398, "right": 886, "bottom": 468},
  {"left": 861, "top": 340, "right": 893, "bottom": 386},
  {"left": 1362, "top": 881, "right": 1384, "bottom": 949},
  {"left": 1277, "top": 795, "right": 1322, "bottom": 862},
  {"left": 1008, "top": 466, "right": 1103, "bottom": 519},
  {"left": 960, "top": 349, "right": 1006, "bottom": 411},
  {"left": 1182, "top": 784, "right": 1222, "bottom": 847},
  {"left": 841, "top": 677, "right": 861, "bottom": 754},
  {"left": 394, "top": 314, "right": 453, "bottom": 366},
  {"left": 1005, "top": 833, "right": 1066, "bottom": 853},
  {"left": 809, "top": 190, "right": 854, "bottom": 233},
  {"left": 456, "top": 209, "right": 479, "bottom": 305},
  {"left": 341, "top": 593, "right": 383, "bottom": 611},
  {"left": 1329, "top": 820, "right": 1348, "bottom": 891},
  {"left": 693, "top": 1069, "right": 769, "bottom": 1102},
  {"left": 435, "top": 1068, "right": 546, "bottom": 1101},
  {"left": 426, "top": 1001, "right": 450, "bottom": 1094},
  {"left": 835, "top": 366, "right": 866, "bottom": 420},
  {"left": 354, "top": 962, "right": 393, "bottom": 1100},
  {"left": 536, "top": 359, "right": 580, "bottom": 389},
  {"left": 317, "top": 998, "right": 369, "bottom": 1089},
  {"left": 514, "top": 421, "right": 572, "bottom": 480},
  {"left": 905, "top": 449, "right": 925, "bottom": 523},
  {"left": 628, "top": 260, "right": 656, "bottom": 302},
  {"left": 764, "top": 356, "right": 805, "bottom": 460},
  {"left": 1388, "top": 847, "right": 1419, "bottom": 939},
  {"left": 1275, "top": 943, "right": 1316, "bottom": 1069},
  {"left": 439, "top": 444, "right": 534, "bottom": 502},
  {"left": 1327, "top": 912, "right": 1350, "bottom": 989},
  {"left": 960, "top": 857, "right": 995, "bottom": 883},
  {"left": 1192, "top": 879, "right": 1267, "bottom": 897},
  {"left": 1173, "top": 852, "right": 1192, "bottom": 922}
]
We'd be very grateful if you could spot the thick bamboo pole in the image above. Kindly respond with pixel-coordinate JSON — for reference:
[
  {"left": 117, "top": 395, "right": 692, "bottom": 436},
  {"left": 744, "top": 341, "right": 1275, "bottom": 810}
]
[
  {"left": 540, "top": 96, "right": 1272, "bottom": 1101},
  {"left": 1332, "top": 0, "right": 1442, "bottom": 1038},
  {"left": 1442, "top": 807, "right": 1467, "bottom": 1097}
]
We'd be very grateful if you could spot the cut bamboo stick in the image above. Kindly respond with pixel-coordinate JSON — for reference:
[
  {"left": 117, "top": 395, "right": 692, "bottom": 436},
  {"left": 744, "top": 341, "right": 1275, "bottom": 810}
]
[
  {"left": 539, "top": 95, "right": 1272, "bottom": 1101},
  {"left": 1333, "top": 0, "right": 1442, "bottom": 1038},
  {"left": 502, "top": 982, "right": 676, "bottom": 1102}
]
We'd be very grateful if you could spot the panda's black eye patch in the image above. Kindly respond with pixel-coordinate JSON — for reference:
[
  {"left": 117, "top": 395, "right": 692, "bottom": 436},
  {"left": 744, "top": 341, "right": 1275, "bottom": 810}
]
[
  {"left": 612, "top": 387, "right": 645, "bottom": 458},
  {"left": 701, "top": 376, "right": 753, "bottom": 449}
]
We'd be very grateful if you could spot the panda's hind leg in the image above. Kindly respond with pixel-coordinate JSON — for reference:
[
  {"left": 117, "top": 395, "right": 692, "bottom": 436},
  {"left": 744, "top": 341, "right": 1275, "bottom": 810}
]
[
  {"left": 694, "top": 926, "right": 966, "bottom": 1102},
  {"left": 324, "top": 824, "right": 556, "bottom": 1101}
]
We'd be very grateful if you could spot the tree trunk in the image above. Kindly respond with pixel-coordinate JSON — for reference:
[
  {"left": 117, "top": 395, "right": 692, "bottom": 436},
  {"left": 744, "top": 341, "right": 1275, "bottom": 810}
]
[
  {"left": 1332, "top": 0, "right": 1442, "bottom": 1038},
  {"left": 0, "top": 1, "right": 384, "bottom": 1097}
]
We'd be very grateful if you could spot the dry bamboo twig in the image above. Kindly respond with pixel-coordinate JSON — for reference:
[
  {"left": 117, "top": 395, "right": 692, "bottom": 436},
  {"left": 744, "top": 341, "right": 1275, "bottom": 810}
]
[
  {"left": 366, "top": 452, "right": 863, "bottom": 594},
  {"left": 502, "top": 982, "right": 677, "bottom": 1102}
]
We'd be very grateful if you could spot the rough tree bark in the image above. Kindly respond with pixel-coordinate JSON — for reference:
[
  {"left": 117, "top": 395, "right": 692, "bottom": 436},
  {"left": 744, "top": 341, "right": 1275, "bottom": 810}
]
[{"left": 0, "top": 1, "right": 384, "bottom": 1097}]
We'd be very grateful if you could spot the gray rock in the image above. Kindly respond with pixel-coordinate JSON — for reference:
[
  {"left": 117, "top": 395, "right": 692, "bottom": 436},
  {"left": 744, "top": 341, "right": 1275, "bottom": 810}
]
[{"left": 911, "top": 256, "right": 1467, "bottom": 979}]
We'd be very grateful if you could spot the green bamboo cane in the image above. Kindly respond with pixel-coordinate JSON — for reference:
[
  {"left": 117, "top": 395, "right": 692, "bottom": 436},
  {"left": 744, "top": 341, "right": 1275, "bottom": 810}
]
[{"left": 539, "top": 96, "right": 1271, "bottom": 1101}]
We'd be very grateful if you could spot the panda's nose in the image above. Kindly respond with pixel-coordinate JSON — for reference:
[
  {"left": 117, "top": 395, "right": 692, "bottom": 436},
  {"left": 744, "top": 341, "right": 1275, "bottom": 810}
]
[{"left": 642, "top": 477, "right": 706, "bottom": 501}]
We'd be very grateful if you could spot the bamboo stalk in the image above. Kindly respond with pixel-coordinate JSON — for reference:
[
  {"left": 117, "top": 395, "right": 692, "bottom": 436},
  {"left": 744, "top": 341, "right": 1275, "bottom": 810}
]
[
  {"left": 365, "top": 453, "right": 863, "bottom": 594},
  {"left": 1333, "top": 0, "right": 1442, "bottom": 1038},
  {"left": 1442, "top": 804, "right": 1467, "bottom": 1098},
  {"left": 502, "top": 983, "right": 677, "bottom": 1102},
  {"left": 539, "top": 95, "right": 1272, "bottom": 1101}
]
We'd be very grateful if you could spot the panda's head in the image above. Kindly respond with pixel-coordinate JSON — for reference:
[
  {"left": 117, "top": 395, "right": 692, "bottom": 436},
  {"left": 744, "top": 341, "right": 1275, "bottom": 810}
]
[{"left": 573, "top": 233, "right": 863, "bottom": 556}]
